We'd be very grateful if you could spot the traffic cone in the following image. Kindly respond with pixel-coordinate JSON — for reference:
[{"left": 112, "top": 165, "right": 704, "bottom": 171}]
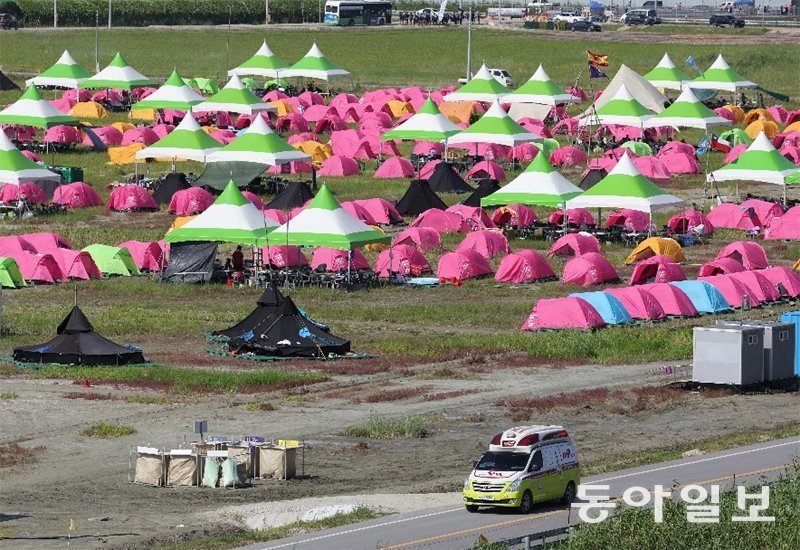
[{"left": 82, "top": 379, "right": 90, "bottom": 388}]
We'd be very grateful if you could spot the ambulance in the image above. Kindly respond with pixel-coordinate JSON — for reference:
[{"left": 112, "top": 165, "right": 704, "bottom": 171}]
[{"left": 462, "top": 425, "right": 581, "bottom": 513}]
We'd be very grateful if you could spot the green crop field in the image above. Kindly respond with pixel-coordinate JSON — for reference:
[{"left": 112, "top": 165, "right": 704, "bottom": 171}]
[{"left": 0, "top": 27, "right": 799, "bottom": 376}]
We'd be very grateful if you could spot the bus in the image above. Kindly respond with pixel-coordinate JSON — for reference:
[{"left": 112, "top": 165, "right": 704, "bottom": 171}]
[{"left": 324, "top": 1, "right": 393, "bottom": 26}]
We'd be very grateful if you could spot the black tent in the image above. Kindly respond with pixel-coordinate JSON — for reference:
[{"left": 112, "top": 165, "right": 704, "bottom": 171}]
[
  {"left": 427, "top": 162, "right": 473, "bottom": 194},
  {"left": 266, "top": 181, "right": 315, "bottom": 210},
  {"left": 160, "top": 242, "right": 218, "bottom": 284},
  {"left": 13, "top": 306, "right": 145, "bottom": 366},
  {"left": 194, "top": 161, "right": 267, "bottom": 191},
  {"left": 395, "top": 180, "right": 447, "bottom": 217},
  {"left": 223, "top": 287, "right": 350, "bottom": 358},
  {"left": 462, "top": 178, "right": 501, "bottom": 207},
  {"left": 0, "top": 70, "right": 20, "bottom": 91},
  {"left": 152, "top": 172, "right": 191, "bottom": 205},
  {"left": 579, "top": 168, "right": 607, "bottom": 191}
]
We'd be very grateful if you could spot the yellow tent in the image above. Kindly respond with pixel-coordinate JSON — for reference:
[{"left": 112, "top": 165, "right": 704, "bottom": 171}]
[
  {"left": 107, "top": 143, "right": 145, "bottom": 165},
  {"left": 169, "top": 215, "right": 197, "bottom": 231},
  {"left": 439, "top": 101, "right": 475, "bottom": 125},
  {"left": 625, "top": 237, "right": 685, "bottom": 265},
  {"left": 744, "top": 108, "right": 776, "bottom": 125},
  {"left": 131, "top": 108, "right": 157, "bottom": 122},
  {"left": 202, "top": 126, "right": 220, "bottom": 135},
  {"left": 792, "top": 258, "right": 800, "bottom": 271},
  {"left": 111, "top": 122, "right": 136, "bottom": 134},
  {"left": 387, "top": 100, "right": 416, "bottom": 118},
  {"left": 721, "top": 104, "right": 744, "bottom": 124},
  {"left": 785, "top": 121, "right": 800, "bottom": 133},
  {"left": 69, "top": 101, "right": 108, "bottom": 119},
  {"left": 269, "top": 100, "right": 294, "bottom": 116},
  {"left": 293, "top": 140, "right": 331, "bottom": 164},
  {"left": 364, "top": 226, "right": 388, "bottom": 252},
  {"left": 745, "top": 120, "right": 778, "bottom": 140}
]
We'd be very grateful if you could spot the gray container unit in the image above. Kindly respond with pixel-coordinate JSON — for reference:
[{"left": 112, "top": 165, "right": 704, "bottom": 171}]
[
  {"left": 715, "top": 321, "right": 795, "bottom": 381},
  {"left": 693, "top": 326, "right": 764, "bottom": 385}
]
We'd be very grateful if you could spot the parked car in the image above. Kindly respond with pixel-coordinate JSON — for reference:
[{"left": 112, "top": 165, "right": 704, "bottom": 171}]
[
  {"left": 709, "top": 13, "right": 745, "bottom": 27},
  {"left": 622, "top": 12, "right": 656, "bottom": 25},
  {"left": 553, "top": 12, "right": 584, "bottom": 23},
  {"left": 0, "top": 13, "right": 18, "bottom": 29},
  {"left": 458, "top": 68, "right": 515, "bottom": 88},
  {"left": 570, "top": 19, "right": 602, "bottom": 32}
]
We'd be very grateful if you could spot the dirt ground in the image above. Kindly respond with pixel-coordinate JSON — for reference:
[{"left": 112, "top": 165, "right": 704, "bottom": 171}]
[{"left": 1, "top": 356, "right": 798, "bottom": 549}]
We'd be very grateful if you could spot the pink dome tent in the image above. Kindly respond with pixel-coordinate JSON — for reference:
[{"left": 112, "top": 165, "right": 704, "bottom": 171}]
[
  {"left": 723, "top": 144, "right": 748, "bottom": 164},
  {"left": 374, "top": 157, "right": 415, "bottom": 179},
  {"left": 630, "top": 255, "right": 686, "bottom": 285},
  {"left": 168, "top": 187, "right": 214, "bottom": 216},
  {"left": 241, "top": 191, "right": 265, "bottom": 211},
  {"left": 393, "top": 227, "right": 441, "bottom": 252},
  {"left": 605, "top": 209, "right": 650, "bottom": 232},
  {"left": 698, "top": 275, "right": 760, "bottom": 309},
  {"left": 21, "top": 232, "right": 71, "bottom": 253},
  {"left": 329, "top": 92, "right": 359, "bottom": 107},
  {"left": 302, "top": 104, "right": 331, "bottom": 123},
  {"left": 353, "top": 198, "right": 403, "bottom": 225},
  {"left": 375, "top": 244, "right": 430, "bottom": 277},
  {"left": 551, "top": 117, "right": 580, "bottom": 137},
  {"left": 0, "top": 183, "right": 47, "bottom": 204},
  {"left": 667, "top": 210, "right": 714, "bottom": 236},
  {"left": 605, "top": 287, "right": 666, "bottom": 320},
  {"left": 62, "top": 88, "right": 91, "bottom": 102},
  {"left": 549, "top": 146, "right": 587, "bottom": 167},
  {"left": 152, "top": 124, "right": 175, "bottom": 139},
  {"left": 210, "top": 129, "right": 237, "bottom": 145},
  {"left": 20, "top": 150, "right": 42, "bottom": 162},
  {"left": 419, "top": 159, "right": 446, "bottom": 180},
  {"left": 548, "top": 233, "right": 601, "bottom": 258},
  {"left": 549, "top": 209, "right": 596, "bottom": 227},
  {"left": 509, "top": 143, "right": 539, "bottom": 163},
  {"left": 318, "top": 155, "right": 360, "bottom": 176},
  {"left": 639, "top": 283, "right": 698, "bottom": 317},
  {"left": 706, "top": 203, "right": 762, "bottom": 231},
  {"left": 267, "top": 161, "right": 314, "bottom": 175},
  {"left": 411, "top": 209, "right": 469, "bottom": 234},
  {"left": 716, "top": 241, "right": 768, "bottom": 270},
  {"left": 0, "top": 235, "right": 35, "bottom": 257},
  {"left": 658, "top": 152, "right": 701, "bottom": 175},
  {"left": 119, "top": 241, "right": 165, "bottom": 271},
  {"left": 728, "top": 271, "right": 781, "bottom": 303},
  {"left": 466, "top": 161, "right": 506, "bottom": 182},
  {"left": 412, "top": 141, "right": 445, "bottom": 156},
  {"left": 698, "top": 258, "right": 746, "bottom": 277},
  {"left": 495, "top": 250, "right": 555, "bottom": 284},
  {"left": 520, "top": 297, "right": 605, "bottom": 331},
  {"left": 310, "top": 247, "right": 370, "bottom": 272},
  {"left": 91, "top": 89, "right": 123, "bottom": 103},
  {"left": 262, "top": 245, "right": 309, "bottom": 268},
  {"left": 764, "top": 206, "right": 800, "bottom": 240},
  {"left": 446, "top": 205, "right": 495, "bottom": 229},
  {"left": 53, "top": 182, "right": 102, "bottom": 208},
  {"left": 632, "top": 156, "right": 671, "bottom": 180},
  {"left": 739, "top": 199, "right": 782, "bottom": 226},
  {"left": 82, "top": 126, "right": 123, "bottom": 146},
  {"left": 298, "top": 90, "right": 324, "bottom": 106},
  {"left": 276, "top": 114, "right": 311, "bottom": 133},
  {"left": 51, "top": 249, "right": 102, "bottom": 280},
  {"left": 451, "top": 142, "right": 510, "bottom": 161},
  {"left": 658, "top": 141, "right": 696, "bottom": 157},
  {"left": 456, "top": 230, "right": 510, "bottom": 259},
  {"left": 562, "top": 253, "right": 619, "bottom": 287},
  {"left": 436, "top": 249, "right": 493, "bottom": 282},
  {"left": 341, "top": 201, "right": 378, "bottom": 225},
  {"left": 44, "top": 125, "right": 81, "bottom": 144},
  {"left": 492, "top": 204, "right": 537, "bottom": 228},
  {"left": 121, "top": 127, "right": 159, "bottom": 146},
  {"left": 517, "top": 118, "right": 551, "bottom": 138},
  {"left": 767, "top": 105, "right": 789, "bottom": 124},
  {"left": 106, "top": 185, "right": 158, "bottom": 212},
  {"left": 15, "top": 252, "right": 65, "bottom": 284},
  {"left": 761, "top": 267, "right": 800, "bottom": 298}
]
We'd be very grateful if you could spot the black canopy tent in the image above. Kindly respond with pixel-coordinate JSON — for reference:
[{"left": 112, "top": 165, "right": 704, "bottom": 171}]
[
  {"left": 13, "top": 306, "right": 145, "bottom": 366},
  {"left": 265, "top": 181, "right": 315, "bottom": 210},
  {"left": 427, "top": 161, "right": 473, "bottom": 194},
  {"left": 579, "top": 168, "right": 607, "bottom": 191},
  {"left": 152, "top": 172, "right": 191, "bottom": 205},
  {"left": 395, "top": 179, "right": 447, "bottom": 217},
  {"left": 462, "top": 178, "right": 500, "bottom": 207},
  {"left": 159, "top": 242, "right": 219, "bottom": 284},
  {"left": 0, "top": 70, "right": 19, "bottom": 91}
]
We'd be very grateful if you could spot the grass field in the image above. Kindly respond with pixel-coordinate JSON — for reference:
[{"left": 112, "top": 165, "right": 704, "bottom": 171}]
[{"left": 0, "top": 27, "right": 799, "bottom": 377}]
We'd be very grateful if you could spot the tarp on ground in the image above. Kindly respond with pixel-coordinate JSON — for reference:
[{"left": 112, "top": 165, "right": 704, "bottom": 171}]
[{"left": 160, "top": 242, "right": 217, "bottom": 284}]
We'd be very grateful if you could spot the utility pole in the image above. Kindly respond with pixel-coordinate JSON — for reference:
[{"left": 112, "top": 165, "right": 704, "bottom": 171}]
[
  {"left": 265, "top": 0, "right": 270, "bottom": 24},
  {"left": 53, "top": 0, "right": 58, "bottom": 28},
  {"left": 466, "top": 8, "right": 472, "bottom": 81},
  {"left": 107, "top": 0, "right": 111, "bottom": 29},
  {"left": 95, "top": 11, "right": 100, "bottom": 72}
]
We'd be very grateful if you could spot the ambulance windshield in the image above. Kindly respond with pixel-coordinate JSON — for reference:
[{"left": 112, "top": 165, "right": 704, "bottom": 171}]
[{"left": 475, "top": 451, "right": 529, "bottom": 472}]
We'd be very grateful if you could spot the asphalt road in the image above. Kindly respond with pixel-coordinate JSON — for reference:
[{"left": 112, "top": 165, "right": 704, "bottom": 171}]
[{"left": 241, "top": 435, "right": 800, "bottom": 550}]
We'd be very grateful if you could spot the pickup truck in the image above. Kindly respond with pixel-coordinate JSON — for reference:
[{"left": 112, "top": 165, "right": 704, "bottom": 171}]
[{"left": 709, "top": 14, "right": 745, "bottom": 27}]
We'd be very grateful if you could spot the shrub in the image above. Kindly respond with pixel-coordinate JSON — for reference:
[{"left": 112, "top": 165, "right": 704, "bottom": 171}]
[
  {"left": 344, "top": 414, "right": 428, "bottom": 439},
  {"left": 80, "top": 422, "right": 135, "bottom": 438},
  {"left": 0, "top": 392, "right": 18, "bottom": 399},
  {"left": 0, "top": 442, "right": 47, "bottom": 468}
]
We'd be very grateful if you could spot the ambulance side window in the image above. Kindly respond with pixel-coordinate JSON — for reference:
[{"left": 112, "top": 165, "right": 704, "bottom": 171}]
[{"left": 528, "top": 450, "right": 543, "bottom": 472}]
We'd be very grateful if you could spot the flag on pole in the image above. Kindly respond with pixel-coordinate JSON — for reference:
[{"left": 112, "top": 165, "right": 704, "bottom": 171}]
[
  {"left": 589, "top": 65, "right": 607, "bottom": 79},
  {"left": 697, "top": 135, "right": 710, "bottom": 155},
  {"left": 587, "top": 50, "right": 609, "bottom": 67},
  {"left": 685, "top": 55, "right": 702, "bottom": 75},
  {"left": 710, "top": 134, "right": 731, "bottom": 153}
]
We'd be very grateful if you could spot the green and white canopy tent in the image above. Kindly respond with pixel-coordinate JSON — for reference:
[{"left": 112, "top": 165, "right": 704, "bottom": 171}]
[
  {"left": 165, "top": 180, "right": 277, "bottom": 245},
  {"left": 228, "top": 40, "right": 289, "bottom": 78},
  {"left": 0, "top": 85, "right": 79, "bottom": 129},
  {"left": 79, "top": 52, "right": 155, "bottom": 90},
  {"left": 481, "top": 152, "right": 582, "bottom": 208},
  {"left": 447, "top": 101, "right": 542, "bottom": 147},
  {"left": 0, "top": 131, "right": 60, "bottom": 185},
  {"left": 192, "top": 74, "right": 275, "bottom": 115},
  {"left": 281, "top": 43, "right": 351, "bottom": 81},
  {"left": 566, "top": 152, "right": 683, "bottom": 213},
  {"left": 443, "top": 64, "right": 509, "bottom": 103},
  {"left": 131, "top": 70, "right": 205, "bottom": 111},
  {"left": 135, "top": 112, "right": 222, "bottom": 162},
  {"left": 644, "top": 87, "right": 732, "bottom": 130},
  {"left": 271, "top": 184, "right": 390, "bottom": 250},
  {"left": 709, "top": 131, "right": 800, "bottom": 187},
  {"left": 381, "top": 98, "right": 462, "bottom": 142},
  {"left": 689, "top": 54, "right": 757, "bottom": 93},
  {"left": 643, "top": 54, "right": 691, "bottom": 91},
  {"left": 579, "top": 84, "right": 655, "bottom": 128},
  {"left": 207, "top": 115, "right": 310, "bottom": 166},
  {"left": 505, "top": 64, "right": 578, "bottom": 105},
  {"left": 25, "top": 50, "right": 91, "bottom": 89}
]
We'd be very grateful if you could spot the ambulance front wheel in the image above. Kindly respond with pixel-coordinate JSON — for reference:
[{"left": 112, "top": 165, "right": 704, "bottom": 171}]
[
  {"left": 562, "top": 481, "right": 576, "bottom": 504},
  {"left": 465, "top": 504, "right": 479, "bottom": 513},
  {"left": 518, "top": 490, "right": 533, "bottom": 514}
]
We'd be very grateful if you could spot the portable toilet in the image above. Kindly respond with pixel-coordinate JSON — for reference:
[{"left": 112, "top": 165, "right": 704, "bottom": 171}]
[{"left": 779, "top": 312, "right": 800, "bottom": 376}]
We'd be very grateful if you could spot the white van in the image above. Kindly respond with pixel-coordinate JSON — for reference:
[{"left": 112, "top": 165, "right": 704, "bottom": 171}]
[
  {"left": 463, "top": 425, "right": 581, "bottom": 513},
  {"left": 458, "top": 68, "right": 515, "bottom": 88}
]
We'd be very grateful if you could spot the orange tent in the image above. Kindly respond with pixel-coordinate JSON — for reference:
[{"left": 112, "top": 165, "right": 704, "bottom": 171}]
[
  {"left": 70, "top": 101, "right": 108, "bottom": 119},
  {"left": 387, "top": 100, "right": 416, "bottom": 118},
  {"left": 721, "top": 104, "right": 744, "bottom": 124},
  {"left": 745, "top": 120, "right": 778, "bottom": 139},
  {"left": 744, "top": 108, "right": 776, "bottom": 125},
  {"left": 439, "top": 101, "right": 475, "bottom": 124},
  {"left": 107, "top": 143, "right": 145, "bottom": 165}
]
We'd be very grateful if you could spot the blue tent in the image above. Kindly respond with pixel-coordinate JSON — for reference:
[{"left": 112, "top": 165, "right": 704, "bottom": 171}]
[
  {"left": 570, "top": 291, "right": 633, "bottom": 325},
  {"left": 588, "top": 1, "right": 604, "bottom": 9},
  {"left": 733, "top": 0, "right": 753, "bottom": 4},
  {"left": 670, "top": 281, "right": 731, "bottom": 314}
]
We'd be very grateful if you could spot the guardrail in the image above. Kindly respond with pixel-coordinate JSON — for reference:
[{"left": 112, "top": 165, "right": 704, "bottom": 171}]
[{"left": 491, "top": 525, "right": 577, "bottom": 549}]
